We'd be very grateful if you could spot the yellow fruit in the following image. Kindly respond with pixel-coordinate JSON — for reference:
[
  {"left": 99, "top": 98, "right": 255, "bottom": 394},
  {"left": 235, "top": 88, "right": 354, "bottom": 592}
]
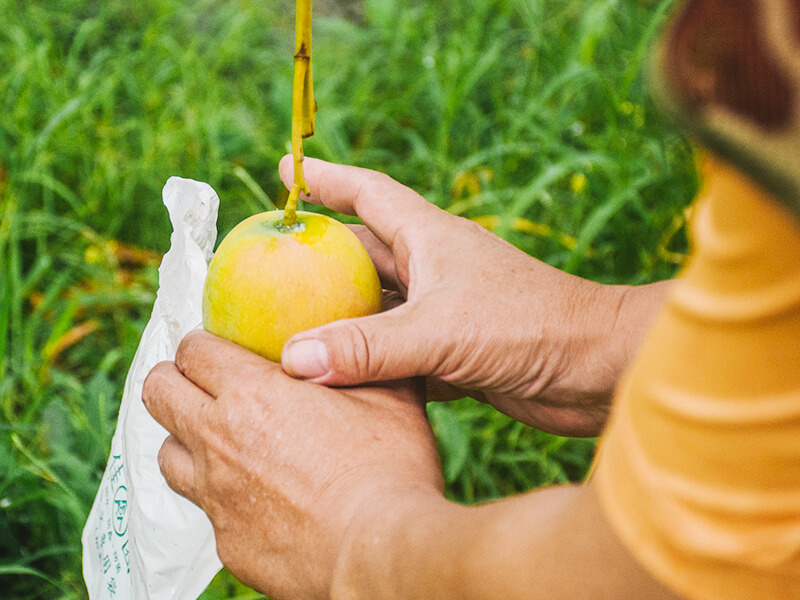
[{"left": 202, "top": 210, "right": 382, "bottom": 361}]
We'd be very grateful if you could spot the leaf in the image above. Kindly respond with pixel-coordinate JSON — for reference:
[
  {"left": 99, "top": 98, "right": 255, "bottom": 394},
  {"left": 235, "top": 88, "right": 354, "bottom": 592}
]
[{"left": 429, "top": 405, "right": 470, "bottom": 484}]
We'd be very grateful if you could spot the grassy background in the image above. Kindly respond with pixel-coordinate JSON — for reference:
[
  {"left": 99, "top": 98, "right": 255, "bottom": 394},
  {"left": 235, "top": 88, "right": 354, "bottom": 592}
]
[{"left": 1, "top": 0, "right": 697, "bottom": 598}]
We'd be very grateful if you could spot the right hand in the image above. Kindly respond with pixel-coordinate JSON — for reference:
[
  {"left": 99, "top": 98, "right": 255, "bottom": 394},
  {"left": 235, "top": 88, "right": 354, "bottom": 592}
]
[{"left": 278, "top": 156, "right": 663, "bottom": 437}]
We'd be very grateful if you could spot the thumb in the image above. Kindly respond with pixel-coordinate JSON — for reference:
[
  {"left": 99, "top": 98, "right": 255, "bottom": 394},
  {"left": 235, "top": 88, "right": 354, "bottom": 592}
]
[{"left": 281, "top": 305, "right": 447, "bottom": 386}]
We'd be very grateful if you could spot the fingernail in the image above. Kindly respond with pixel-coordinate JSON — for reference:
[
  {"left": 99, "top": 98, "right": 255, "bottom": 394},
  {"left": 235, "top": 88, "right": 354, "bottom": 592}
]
[{"left": 282, "top": 339, "right": 329, "bottom": 379}]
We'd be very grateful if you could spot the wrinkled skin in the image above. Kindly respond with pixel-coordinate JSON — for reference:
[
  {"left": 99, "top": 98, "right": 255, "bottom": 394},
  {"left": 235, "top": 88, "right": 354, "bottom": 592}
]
[
  {"left": 278, "top": 157, "right": 668, "bottom": 436},
  {"left": 142, "top": 330, "right": 443, "bottom": 600}
]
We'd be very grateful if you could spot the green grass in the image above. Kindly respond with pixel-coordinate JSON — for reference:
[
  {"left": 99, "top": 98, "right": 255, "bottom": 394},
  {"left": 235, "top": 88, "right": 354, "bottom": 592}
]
[{"left": 1, "top": 0, "right": 697, "bottom": 598}]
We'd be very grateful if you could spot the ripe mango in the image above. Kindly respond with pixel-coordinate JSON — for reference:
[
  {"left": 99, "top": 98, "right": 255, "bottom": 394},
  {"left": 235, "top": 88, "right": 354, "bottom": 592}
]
[{"left": 203, "top": 210, "right": 382, "bottom": 361}]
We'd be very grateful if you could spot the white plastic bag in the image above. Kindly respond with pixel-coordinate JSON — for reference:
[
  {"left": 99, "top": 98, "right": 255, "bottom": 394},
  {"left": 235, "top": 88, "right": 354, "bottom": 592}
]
[{"left": 82, "top": 177, "right": 223, "bottom": 599}]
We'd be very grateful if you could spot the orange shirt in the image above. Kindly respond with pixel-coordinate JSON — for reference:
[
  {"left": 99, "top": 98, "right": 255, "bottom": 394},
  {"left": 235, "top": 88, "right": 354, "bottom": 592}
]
[{"left": 593, "top": 155, "right": 800, "bottom": 599}]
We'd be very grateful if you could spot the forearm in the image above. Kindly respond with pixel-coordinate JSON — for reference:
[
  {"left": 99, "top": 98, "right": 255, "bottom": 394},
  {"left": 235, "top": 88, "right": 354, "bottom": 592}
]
[
  {"left": 331, "top": 490, "right": 470, "bottom": 600},
  {"left": 330, "top": 483, "right": 679, "bottom": 600}
]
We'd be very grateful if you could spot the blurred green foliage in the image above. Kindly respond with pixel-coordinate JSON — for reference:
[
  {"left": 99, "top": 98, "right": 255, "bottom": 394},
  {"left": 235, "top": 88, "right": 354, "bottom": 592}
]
[{"left": 1, "top": 0, "right": 696, "bottom": 598}]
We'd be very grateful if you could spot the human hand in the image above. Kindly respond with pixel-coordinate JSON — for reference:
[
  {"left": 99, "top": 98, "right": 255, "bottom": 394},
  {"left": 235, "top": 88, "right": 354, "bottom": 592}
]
[
  {"left": 278, "top": 157, "right": 662, "bottom": 437},
  {"left": 142, "top": 330, "right": 444, "bottom": 600}
]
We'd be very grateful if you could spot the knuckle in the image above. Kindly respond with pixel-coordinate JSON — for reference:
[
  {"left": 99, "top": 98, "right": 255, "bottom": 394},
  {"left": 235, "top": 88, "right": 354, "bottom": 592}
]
[
  {"left": 460, "top": 214, "right": 488, "bottom": 235},
  {"left": 359, "top": 168, "right": 390, "bottom": 188},
  {"left": 175, "top": 328, "right": 206, "bottom": 370},
  {"left": 156, "top": 439, "right": 172, "bottom": 474},
  {"left": 156, "top": 440, "right": 190, "bottom": 498},
  {"left": 323, "top": 321, "right": 379, "bottom": 382},
  {"left": 141, "top": 361, "right": 173, "bottom": 405},
  {"left": 354, "top": 171, "right": 391, "bottom": 204},
  {"left": 214, "top": 536, "right": 238, "bottom": 569}
]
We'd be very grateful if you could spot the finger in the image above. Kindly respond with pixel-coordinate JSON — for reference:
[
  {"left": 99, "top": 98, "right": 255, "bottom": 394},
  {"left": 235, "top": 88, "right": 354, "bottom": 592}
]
[
  {"left": 278, "top": 155, "right": 448, "bottom": 249},
  {"left": 158, "top": 434, "right": 200, "bottom": 506},
  {"left": 348, "top": 224, "right": 406, "bottom": 293},
  {"left": 176, "top": 329, "right": 280, "bottom": 398},
  {"left": 281, "top": 303, "right": 451, "bottom": 386},
  {"left": 143, "top": 360, "right": 212, "bottom": 453}
]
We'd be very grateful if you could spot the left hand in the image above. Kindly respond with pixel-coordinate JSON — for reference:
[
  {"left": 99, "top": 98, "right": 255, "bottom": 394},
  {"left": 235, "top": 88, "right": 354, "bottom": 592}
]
[{"left": 142, "top": 329, "right": 444, "bottom": 600}]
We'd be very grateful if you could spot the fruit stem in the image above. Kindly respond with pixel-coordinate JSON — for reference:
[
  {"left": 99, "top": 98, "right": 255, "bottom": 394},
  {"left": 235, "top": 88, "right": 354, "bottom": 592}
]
[{"left": 284, "top": 0, "right": 315, "bottom": 228}]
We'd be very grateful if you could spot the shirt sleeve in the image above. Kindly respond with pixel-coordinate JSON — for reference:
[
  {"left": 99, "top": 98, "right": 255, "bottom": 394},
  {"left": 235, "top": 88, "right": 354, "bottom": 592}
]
[{"left": 592, "top": 155, "right": 800, "bottom": 600}]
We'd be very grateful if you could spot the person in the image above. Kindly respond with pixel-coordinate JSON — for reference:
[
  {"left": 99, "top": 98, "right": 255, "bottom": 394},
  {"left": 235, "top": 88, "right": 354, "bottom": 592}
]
[
  {"left": 140, "top": 154, "right": 681, "bottom": 599},
  {"left": 142, "top": 1, "right": 800, "bottom": 598}
]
